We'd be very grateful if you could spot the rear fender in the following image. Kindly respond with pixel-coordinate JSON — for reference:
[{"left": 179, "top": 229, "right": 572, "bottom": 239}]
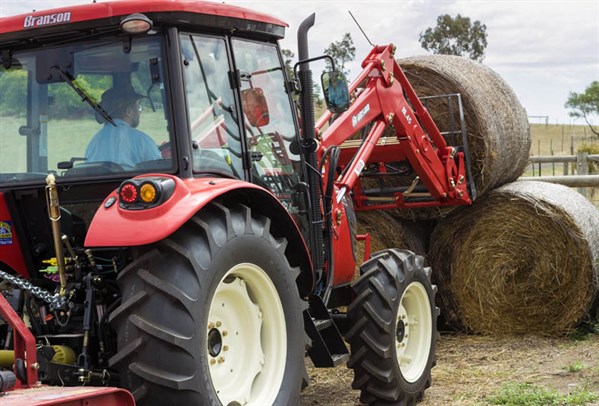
[{"left": 85, "top": 174, "right": 314, "bottom": 294}]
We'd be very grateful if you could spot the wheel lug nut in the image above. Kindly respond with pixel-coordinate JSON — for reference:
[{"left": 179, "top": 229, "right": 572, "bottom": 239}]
[
  {"left": 216, "top": 321, "right": 222, "bottom": 328},
  {"left": 223, "top": 345, "right": 229, "bottom": 352},
  {"left": 210, "top": 358, "right": 216, "bottom": 365},
  {"left": 208, "top": 322, "right": 215, "bottom": 329},
  {"left": 218, "top": 356, "right": 225, "bottom": 364},
  {"left": 222, "top": 330, "right": 228, "bottom": 337}
]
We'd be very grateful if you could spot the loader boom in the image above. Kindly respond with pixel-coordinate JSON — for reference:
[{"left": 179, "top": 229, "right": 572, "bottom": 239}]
[{"left": 317, "top": 44, "right": 472, "bottom": 210}]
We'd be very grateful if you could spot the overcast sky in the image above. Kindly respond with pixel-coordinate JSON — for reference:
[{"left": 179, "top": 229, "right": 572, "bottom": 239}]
[{"left": 1, "top": 0, "right": 597, "bottom": 124}]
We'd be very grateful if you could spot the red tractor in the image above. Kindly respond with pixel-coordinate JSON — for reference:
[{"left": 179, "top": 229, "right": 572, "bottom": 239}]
[{"left": 0, "top": 1, "right": 474, "bottom": 404}]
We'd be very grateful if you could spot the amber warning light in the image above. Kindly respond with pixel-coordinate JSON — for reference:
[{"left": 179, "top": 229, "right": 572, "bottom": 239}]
[{"left": 117, "top": 177, "right": 176, "bottom": 210}]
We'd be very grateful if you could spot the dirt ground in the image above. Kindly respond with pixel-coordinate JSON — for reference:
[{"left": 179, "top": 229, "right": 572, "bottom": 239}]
[{"left": 300, "top": 332, "right": 599, "bottom": 405}]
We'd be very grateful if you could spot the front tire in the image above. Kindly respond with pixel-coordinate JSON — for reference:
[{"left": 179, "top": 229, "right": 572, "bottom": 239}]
[
  {"left": 346, "top": 249, "right": 438, "bottom": 405},
  {"left": 109, "top": 202, "right": 305, "bottom": 405}
]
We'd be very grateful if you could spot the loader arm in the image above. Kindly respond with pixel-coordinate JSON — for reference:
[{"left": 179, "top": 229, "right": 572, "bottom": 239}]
[{"left": 316, "top": 44, "right": 471, "bottom": 210}]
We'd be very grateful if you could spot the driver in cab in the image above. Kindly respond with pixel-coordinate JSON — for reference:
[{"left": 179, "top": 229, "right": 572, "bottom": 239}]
[{"left": 85, "top": 87, "right": 161, "bottom": 168}]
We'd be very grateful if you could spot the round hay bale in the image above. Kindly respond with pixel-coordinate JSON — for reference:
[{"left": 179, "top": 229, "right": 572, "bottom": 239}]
[
  {"left": 392, "top": 55, "right": 531, "bottom": 219},
  {"left": 355, "top": 211, "right": 431, "bottom": 268},
  {"left": 430, "top": 181, "right": 599, "bottom": 335}
]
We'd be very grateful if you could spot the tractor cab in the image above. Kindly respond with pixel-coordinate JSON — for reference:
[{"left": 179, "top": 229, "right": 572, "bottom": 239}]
[
  {"left": 0, "top": 2, "right": 302, "bottom": 190},
  {"left": 0, "top": 2, "right": 307, "bottom": 276}
]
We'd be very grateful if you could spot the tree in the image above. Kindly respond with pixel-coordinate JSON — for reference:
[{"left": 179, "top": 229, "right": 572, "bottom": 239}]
[
  {"left": 324, "top": 33, "right": 356, "bottom": 77},
  {"left": 281, "top": 48, "right": 322, "bottom": 106},
  {"left": 566, "top": 81, "right": 599, "bottom": 137},
  {"left": 419, "top": 14, "right": 487, "bottom": 62},
  {"left": 281, "top": 48, "right": 295, "bottom": 80},
  {"left": 0, "top": 70, "right": 27, "bottom": 116}
]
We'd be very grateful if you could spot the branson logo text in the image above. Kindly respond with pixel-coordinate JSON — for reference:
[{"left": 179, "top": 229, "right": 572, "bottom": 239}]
[
  {"left": 352, "top": 104, "right": 370, "bottom": 128},
  {"left": 24, "top": 12, "right": 72, "bottom": 29}
]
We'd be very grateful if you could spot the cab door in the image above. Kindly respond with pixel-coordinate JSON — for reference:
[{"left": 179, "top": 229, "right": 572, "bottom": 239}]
[{"left": 231, "top": 39, "right": 304, "bottom": 215}]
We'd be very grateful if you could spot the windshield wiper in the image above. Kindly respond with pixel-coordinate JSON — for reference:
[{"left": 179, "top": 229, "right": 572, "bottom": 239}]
[{"left": 50, "top": 66, "right": 116, "bottom": 126}]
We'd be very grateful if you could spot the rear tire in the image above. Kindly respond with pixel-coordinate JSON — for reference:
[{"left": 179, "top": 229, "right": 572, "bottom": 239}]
[
  {"left": 346, "top": 249, "right": 438, "bottom": 405},
  {"left": 109, "top": 202, "right": 305, "bottom": 405}
]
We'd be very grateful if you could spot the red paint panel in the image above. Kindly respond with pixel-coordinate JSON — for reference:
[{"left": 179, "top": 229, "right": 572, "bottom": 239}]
[
  {"left": 331, "top": 194, "right": 357, "bottom": 286},
  {"left": 0, "top": 292, "right": 38, "bottom": 387},
  {"left": 3, "top": 386, "right": 134, "bottom": 405},
  {"left": 0, "top": 193, "right": 28, "bottom": 277},
  {"left": 0, "top": 0, "right": 287, "bottom": 35},
  {"left": 86, "top": 175, "right": 260, "bottom": 247}
]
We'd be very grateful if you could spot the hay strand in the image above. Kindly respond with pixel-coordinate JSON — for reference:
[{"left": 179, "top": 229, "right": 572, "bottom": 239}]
[{"left": 430, "top": 181, "right": 599, "bottom": 335}]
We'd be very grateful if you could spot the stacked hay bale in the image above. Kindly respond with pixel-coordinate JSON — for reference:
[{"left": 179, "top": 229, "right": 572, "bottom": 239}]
[
  {"left": 355, "top": 211, "right": 433, "bottom": 268},
  {"left": 393, "top": 55, "right": 531, "bottom": 219},
  {"left": 356, "top": 53, "right": 531, "bottom": 255},
  {"left": 429, "top": 181, "right": 599, "bottom": 335},
  {"left": 356, "top": 54, "right": 530, "bottom": 253},
  {"left": 354, "top": 55, "right": 599, "bottom": 335}
]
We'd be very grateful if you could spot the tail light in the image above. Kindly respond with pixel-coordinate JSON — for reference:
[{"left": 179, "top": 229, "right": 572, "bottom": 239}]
[{"left": 118, "top": 177, "right": 175, "bottom": 210}]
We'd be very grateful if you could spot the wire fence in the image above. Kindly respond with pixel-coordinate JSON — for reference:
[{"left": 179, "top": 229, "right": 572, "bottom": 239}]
[{"left": 521, "top": 153, "right": 599, "bottom": 207}]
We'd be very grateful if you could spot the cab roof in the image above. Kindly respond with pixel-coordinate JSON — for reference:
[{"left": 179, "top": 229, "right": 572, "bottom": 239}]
[{"left": 0, "top": 0, "right": 287, "bottom": 42}]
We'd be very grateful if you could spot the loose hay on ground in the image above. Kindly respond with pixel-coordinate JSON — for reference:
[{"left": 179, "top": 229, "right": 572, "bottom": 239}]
[
  {"left": 430, "top": 181, "right": 599, "bottom": 335},
  {"left": 389, "top": 55, "right": 530, "bottom": 219}
]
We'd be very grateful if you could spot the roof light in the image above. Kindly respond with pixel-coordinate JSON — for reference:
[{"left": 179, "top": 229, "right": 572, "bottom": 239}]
[{"left": 120, "top": 13, "right": 153, "bottom": 34}]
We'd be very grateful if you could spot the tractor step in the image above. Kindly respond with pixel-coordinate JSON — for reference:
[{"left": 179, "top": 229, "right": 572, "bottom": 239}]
[{"left": 304, "top": 295, "right": 349, "bottom": 368}]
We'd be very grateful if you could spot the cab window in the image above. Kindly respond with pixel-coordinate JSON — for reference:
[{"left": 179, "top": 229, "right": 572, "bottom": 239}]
[
  {"left": 0, "top": 36, "right": 173, "bottom": 182},
  {"left": 180, "top": 34, "right": 243, "bottom": 178},
  {"left": 231, "top": 39, "right": 301, "bottom": 207}
]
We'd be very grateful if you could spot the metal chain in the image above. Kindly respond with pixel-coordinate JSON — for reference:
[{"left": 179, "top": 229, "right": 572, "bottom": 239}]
[{"left": 0, "top": 269, "right": 67, "bottom": 309}]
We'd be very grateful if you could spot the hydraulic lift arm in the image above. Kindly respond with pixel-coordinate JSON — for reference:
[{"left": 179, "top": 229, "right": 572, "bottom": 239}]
[{"left": 316, "top": 44, "right": 472, "bottom": 210}]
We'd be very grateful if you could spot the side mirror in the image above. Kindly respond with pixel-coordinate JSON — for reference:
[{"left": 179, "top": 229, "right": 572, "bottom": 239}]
[
  {"left": 241, "top": 88, "right": 270, "bottom": 127},
  {"left": 322, "top": 70, "right": 350, "bottom": 114}
]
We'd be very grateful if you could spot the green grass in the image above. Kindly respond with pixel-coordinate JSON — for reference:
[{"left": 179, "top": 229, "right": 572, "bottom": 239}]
[
  {"left": 566, "top": 361, "right": 585, "bottom": 373},
  {"left": 530, "top": 123, "right": 598, "bottom": 156},
  {"left": 486, "top": 382, "right": 599, "bottom": 405}
]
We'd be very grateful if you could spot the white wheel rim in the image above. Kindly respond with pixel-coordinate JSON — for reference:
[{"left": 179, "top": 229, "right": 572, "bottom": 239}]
[
  {"left": 207, "top": 263, "right": 286, "bottom": 405},
  {"left": 395, "top": 281, "right": 432, "bottom": 383}
]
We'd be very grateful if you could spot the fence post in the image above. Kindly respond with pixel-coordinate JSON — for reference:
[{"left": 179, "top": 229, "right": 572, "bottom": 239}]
[
  {"left": 571, "top": 136, "right": 575, "bottom": 174},
  {"left": 551, "top": 140, "right": 555, "bottom": 176},
  {"left": 577, "top": 151, "right": 589, "bottom": 197},
  {"left": 538, "top": 140, "right": 542, "bottom": 176}
]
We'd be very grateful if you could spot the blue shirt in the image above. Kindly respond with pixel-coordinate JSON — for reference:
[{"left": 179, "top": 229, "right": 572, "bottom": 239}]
[
  {"left": 85, "top": 119, "right": 161, "bottom": 168},
  {"left": 327, "top": 82, "right": 349, "bottom": 108}
]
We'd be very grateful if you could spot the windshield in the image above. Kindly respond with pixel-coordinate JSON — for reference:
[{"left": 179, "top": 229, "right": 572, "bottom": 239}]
[{"left": 0, "top": 36, "right": 173, "bottom": 183}]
